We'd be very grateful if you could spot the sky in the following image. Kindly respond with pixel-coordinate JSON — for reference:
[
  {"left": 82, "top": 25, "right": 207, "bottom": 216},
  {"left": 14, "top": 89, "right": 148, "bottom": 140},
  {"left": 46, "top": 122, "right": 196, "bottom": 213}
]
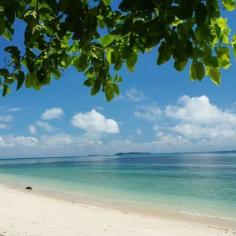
[{"left": 0, "top": 10, "right": 236, "bottom": 157}]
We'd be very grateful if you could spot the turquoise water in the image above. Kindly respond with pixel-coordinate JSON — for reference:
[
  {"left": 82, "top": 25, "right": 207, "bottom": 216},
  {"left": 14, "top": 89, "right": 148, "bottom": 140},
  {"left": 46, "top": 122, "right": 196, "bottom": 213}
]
[{"left": 0, "top": 152, "right": 236, "bottom": 218}]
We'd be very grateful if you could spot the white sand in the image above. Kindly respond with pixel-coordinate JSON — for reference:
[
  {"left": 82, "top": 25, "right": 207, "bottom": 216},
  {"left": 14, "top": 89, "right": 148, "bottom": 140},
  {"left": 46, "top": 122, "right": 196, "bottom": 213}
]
[{"left": 0, "top": 184, "right": 235, "bottom": 236}]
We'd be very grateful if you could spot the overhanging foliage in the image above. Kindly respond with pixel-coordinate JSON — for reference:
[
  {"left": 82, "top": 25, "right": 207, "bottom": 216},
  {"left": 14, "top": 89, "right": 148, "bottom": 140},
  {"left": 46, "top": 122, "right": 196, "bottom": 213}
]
[{"left": 0, "top": 0, "right": 236, "bottom": 100}]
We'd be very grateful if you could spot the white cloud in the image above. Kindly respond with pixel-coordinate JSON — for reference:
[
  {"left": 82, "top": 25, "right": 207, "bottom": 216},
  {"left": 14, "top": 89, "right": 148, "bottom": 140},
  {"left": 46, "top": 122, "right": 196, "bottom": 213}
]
[
  {"left": 122, "top": 88, "right": 146, "bottom": 102},
  {"left": 29, "top": 121, "right": 54, "bottom": 134},
  {"left": 0, "top": 115, "right": 14, "bottom": 130},
  {"left": 136, "top": 129, "right": 142, "bottom": 136},
  {"left": 1, "top": 95, "right": 236, "bottom": 157},
  {"left": 0, "top": 136, "right": 38, "bottom": 148},
  {"left": 40, "top": 134, "right": 73, "bottom": 146},
  {"left": 41, "top": 108, "right": 64, "bottom": 120},
  {"left": 7, "top": 107, "right": 22, "bottom": 112},
  {"left": 172, "top": 123, "right": 236, "bottom": 140},
  {"left": 0, "top": 124, "right": 11, "bottom": 130},
  {"left": 132, "top": 95, "right": 236, "bottom": 152},
  {"left": 163, "top": 95, "right": 236, "bottom": 141},
  {"left": 134, "top": 103, "right": 162, "bottom": 122},
  {"left": 0, "top": 133, "right": 106, "bottom": 157},
  {"left": 149, "top": 95, "right": 236, "bottom": 149},
  {"left": 154, "top": 133, "right": 191, "bottom": 148},
  {"left": 0, "top": 115, "right": 13, "bottom": 122},
  {"left": 28, "top": 125, "right": 37, "bottom": 134},
  {"left": 71, "top": 109, "right": 119, "bottom": 134},
  {"left": 165, "top": 95, "right": 236, "bottom": 126},
  {"left": 0, "top": 133, "right": 202, "bottom": 157},
  {"left": 30, "top": 108, "right": 60, "bottom": 134}
]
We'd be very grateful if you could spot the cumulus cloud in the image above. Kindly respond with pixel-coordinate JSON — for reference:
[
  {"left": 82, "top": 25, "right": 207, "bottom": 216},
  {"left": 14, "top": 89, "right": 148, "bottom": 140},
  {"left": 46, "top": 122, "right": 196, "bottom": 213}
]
[
  {"left": 71, "top": 109, "right": 119, "bottom": 134},
  {"left": 165, "top": 95, "right": 236, "bottom": 126},
  {"left": 41, "top": 108, "right": 64, "bottom": 120},
  {"left": 29, "top": 108, "right": 61, "bottom": 134},
  {"left": 29, "top": 121, "right": 54, "bottom": 134},
  {"left": 1, "top": 95, "right": 236, "bottom": 157},
  {"left": 134, "top": 103, "right": 162, "bottom": 122},
  {"left": 122, "top": 88, "right": 146, "bottom": 102},
  {"left": 131, "top": 95, "right": 236, "bottom": 151},
  {"left": 149, "top": 95, "right": 236, "bottom": 149}
]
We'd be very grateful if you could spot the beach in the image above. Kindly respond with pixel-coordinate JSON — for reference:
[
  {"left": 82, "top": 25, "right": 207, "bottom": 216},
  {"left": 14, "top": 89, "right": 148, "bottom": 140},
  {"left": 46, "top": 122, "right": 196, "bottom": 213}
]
[
  {"left": 0, "top": 184, "right": 235, "bottom": 236},
  {"left": 0, "top": 153, "right": 236, "bottom": 236}
]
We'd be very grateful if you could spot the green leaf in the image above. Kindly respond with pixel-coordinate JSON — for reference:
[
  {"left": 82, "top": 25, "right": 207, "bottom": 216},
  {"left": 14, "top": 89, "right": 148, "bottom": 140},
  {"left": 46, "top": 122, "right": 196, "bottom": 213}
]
[
  {"left": 73, "top": 54, "right": 88, "bottom": 72},
  {"left": 113, "top": 83, "right": 119, "bottom": 95},
  {"left": 5, "top": 78, "right": 14, "bottom": 84},
  {"left": 100, "top": 34, "right": 120, "bottom": 47},
  {"left": 16, "top": 71, "right": 25, "bottom": 91},
  {"left": 5, "top": 46, "right": 20, "bottom": 55},
  {"left": 190, "top": 61, "right": 205, "bottom": 81},
  {"left": 157, "top": 42, "right": 172, "bottom": 65},
  {"left": 105, "top": 86, "right": 114, "bottom": 101},
  {"left": 174, "top": 60, "right": 188, "bottom": 71},
  {"left": 223, "top": 0, "right": 236, "bottom": 11},
  {"left": 195, "top": 3, "right": 208, "bottom": 26},
  {"left": 0, "top": 17, "right": 5, "bottom": 36},
  {"left": 2, "top": 84, "right": 11, "bottom": 97},
  {"left": 232, "top": 34, "right": 236, "bottom": 57},
  {"left": 52, "top": 69, "right": 61, "bottom": 80},
  {"left": 103, "top": 0, "right": 111, "bottom": 5},
  {"left": 97, "top": 15, "right": 104, "bottom": 21},
  {"left": 207, "top": 67, "right": 221, "bottom": 85},
  {"left": 106, "top": 49, "right": 112, "bottom": 65},
  {"left": 84, "top": 78, "right": 93, "bottom": 87},
  {"left": 216, "top": 47, "right": 231, "bottom": 69},
  {"left": 211, "top": 17, "right": 230, "bottom": 44},
  {"left": 119, "top": 0, "right": 150, "bottom": 11},
  {"left": 25, "top": 73, "right": 36, "bottom": 88},
  {"left": 204, "top": 55, "right": 218, "bottom": 67},
  {"left": 126, "top": 51, "right": 138, "bottom": 72},
  {"left": 61, "top": 54, "right": 71, "bottom": 68},
  {"left": 2, "top": 30, "right": 12, "bottom": 41},
  {"left": 114, "top": 59, "right": 122, "bottom": 71},
  {"left": 91, "top": 80, "right": 101, "bottom": 95},
  {"left": 32, "top": 80, "right": 42, "bottom": 91},
  {"left": 121, "top": 45, "right": 133, "bottom": 59},
  {"left": 0, "top": 68, "right": 9, "bottom": 77}
]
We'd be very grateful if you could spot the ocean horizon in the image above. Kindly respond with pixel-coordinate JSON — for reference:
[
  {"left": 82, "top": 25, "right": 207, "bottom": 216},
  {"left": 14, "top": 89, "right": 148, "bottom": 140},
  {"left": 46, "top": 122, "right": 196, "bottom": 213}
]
[{"left": 0, "top": 151, "right": 236, "bottom": 219}]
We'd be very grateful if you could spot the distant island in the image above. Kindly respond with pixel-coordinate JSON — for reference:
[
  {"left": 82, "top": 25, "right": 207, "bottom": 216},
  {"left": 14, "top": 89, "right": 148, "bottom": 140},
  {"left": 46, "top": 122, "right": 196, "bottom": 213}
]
[{"left": 114, "top": 152, "right": 152, "bottom": 156}]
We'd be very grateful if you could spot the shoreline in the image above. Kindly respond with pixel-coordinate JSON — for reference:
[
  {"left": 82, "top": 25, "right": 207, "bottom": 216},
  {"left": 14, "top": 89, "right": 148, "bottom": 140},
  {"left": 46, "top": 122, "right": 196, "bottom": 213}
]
[
  {"left": 1, "top": 180, "right": 236, "bottom": 227},
  {"left": 1, "top": 176, "right": 236, "bottom": 223},
  {"left": 0, "top": 182, "right": 236, "bottom": 235}
]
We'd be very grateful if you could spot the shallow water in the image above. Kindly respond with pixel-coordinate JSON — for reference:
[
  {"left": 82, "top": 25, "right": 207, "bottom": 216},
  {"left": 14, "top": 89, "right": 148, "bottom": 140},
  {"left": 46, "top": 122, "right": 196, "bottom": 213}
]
[{"left": 0, "top": 152, "right": 236, "bottom": 219}]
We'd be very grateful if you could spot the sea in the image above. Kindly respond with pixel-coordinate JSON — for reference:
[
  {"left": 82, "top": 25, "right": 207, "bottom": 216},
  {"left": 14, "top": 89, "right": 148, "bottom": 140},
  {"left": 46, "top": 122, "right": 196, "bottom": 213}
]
[{"left": 0, "top": 151, "right": 236, "bottom": 219}]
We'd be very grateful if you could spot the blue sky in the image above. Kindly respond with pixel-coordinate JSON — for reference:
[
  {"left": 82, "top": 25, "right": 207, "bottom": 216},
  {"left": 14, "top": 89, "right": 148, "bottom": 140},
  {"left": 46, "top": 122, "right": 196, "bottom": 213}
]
[{"left": 0, "top": 12, "right": 236, "bottom": 157}]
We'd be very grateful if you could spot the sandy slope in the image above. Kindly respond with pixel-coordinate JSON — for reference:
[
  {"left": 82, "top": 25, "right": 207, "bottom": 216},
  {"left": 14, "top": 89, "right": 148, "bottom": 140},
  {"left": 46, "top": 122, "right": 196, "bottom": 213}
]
[{"left": 0, "top": 184, "right": 235, "bottom": 236}]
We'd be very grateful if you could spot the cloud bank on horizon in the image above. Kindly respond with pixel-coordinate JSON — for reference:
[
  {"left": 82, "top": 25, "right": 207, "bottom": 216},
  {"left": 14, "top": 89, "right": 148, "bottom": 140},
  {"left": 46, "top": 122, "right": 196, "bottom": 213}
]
[{"left": 0, "top": 91, "right": 236, "bottom": 157}]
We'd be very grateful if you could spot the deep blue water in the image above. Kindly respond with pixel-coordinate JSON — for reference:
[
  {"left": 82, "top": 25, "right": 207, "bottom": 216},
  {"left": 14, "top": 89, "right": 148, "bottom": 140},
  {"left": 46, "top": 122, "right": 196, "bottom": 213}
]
[{"left": 0, "top": 152, "right": 236, "bottom": 218}]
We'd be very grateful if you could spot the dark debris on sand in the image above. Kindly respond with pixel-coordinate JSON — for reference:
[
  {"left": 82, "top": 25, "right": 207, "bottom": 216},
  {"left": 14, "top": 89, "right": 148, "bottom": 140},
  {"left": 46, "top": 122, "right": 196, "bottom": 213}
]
[{"left": 25, "top": 186, "right": 33, "bottom": 190}]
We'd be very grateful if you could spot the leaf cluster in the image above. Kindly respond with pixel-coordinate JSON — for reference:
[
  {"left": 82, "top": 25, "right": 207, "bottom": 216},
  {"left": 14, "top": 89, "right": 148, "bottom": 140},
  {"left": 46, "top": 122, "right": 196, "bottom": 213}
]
[{"left": 0, "top": 0, "right": 235, "bottom": 99}]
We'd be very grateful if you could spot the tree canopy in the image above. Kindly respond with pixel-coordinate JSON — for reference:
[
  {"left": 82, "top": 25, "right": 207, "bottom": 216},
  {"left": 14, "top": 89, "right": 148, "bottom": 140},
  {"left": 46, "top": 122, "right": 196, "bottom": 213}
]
[{"left": 0, "top": 0, "right": 236, "bottom": 100}]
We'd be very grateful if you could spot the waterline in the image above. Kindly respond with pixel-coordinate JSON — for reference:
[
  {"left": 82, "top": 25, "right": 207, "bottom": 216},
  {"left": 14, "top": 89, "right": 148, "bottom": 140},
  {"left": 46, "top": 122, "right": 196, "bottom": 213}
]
[{"left": 0, "top": 152, "right": 236, "bottom": 219}]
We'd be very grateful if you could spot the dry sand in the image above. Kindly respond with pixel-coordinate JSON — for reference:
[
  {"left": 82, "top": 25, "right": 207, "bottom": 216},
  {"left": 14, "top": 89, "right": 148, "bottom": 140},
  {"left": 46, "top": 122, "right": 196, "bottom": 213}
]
[{"left": 0, "top": 184, "right": 235, "bottom": 236}]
